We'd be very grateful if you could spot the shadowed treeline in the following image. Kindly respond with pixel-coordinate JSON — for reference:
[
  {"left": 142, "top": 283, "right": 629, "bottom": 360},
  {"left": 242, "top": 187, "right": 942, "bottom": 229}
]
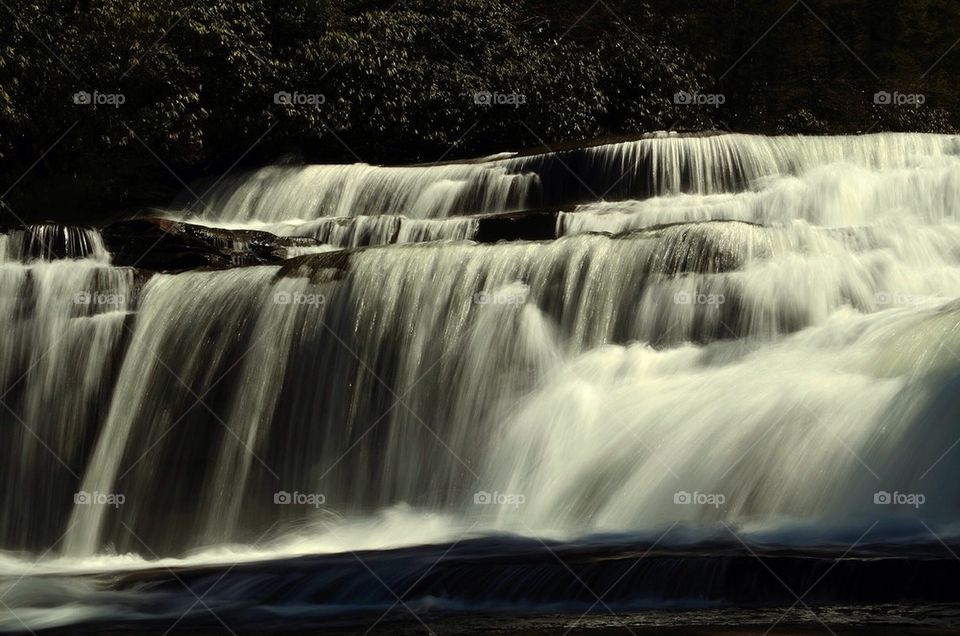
[{"left": 0, "top": 0, "right": 957, "bottom": 223}]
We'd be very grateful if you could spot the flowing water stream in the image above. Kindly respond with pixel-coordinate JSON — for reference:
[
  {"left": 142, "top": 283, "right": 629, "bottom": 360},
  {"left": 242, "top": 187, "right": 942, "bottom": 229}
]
[{"left": 2, "top": 133, "right": 960, "bottom": 632}]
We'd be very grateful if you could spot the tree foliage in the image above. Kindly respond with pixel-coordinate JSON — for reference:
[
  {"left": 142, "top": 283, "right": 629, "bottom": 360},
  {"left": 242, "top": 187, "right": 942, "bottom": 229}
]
[{"left": 0, "top": 0, "right": 956, "bottom": 223}]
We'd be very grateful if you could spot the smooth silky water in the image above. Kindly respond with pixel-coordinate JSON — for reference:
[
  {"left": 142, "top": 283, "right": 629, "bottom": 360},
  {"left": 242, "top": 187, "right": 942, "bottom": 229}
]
[{"left": 3, "top": 134, "right": 960, "bottom": 632}]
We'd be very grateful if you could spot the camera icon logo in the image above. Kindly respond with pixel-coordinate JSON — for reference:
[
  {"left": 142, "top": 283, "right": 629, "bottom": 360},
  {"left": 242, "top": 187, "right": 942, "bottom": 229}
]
[
  {"left": 874, "top": 491, "right": 892, "bottom": 505},
  {"left": 874, "top": 91, "right": 892, "bottom": 105},
  {"left": 274, "top": 91, "right": 293, "bottom": 105},
  {"left": 73, "top": 91, "right": 92, "bottom": 105},
  {"left": 474, "top": 91, "right": 492, "bottom": 106},
  {"left": 74, "top": 292, "right": 92, "bottom": 305},
  {"left": 274, "top": 490, "right": 292, "bottom": 504},
  {"left": 674, "top": 491, "right": 692, "bottom": 505},
  {"left": 274, "top": 292, "right": 292, "bottom": 305},
  {"left": 674, "top": 91, "right": 693, "bottom": 105},
  {"left": 474, "top": 491, "right": 493, "bottom": 504},
  {"left": 74, "top": 491, "right": 91, "bottom": 505},
  {"left": 674, "top": 291, "right": 692, "bottom": 305}
]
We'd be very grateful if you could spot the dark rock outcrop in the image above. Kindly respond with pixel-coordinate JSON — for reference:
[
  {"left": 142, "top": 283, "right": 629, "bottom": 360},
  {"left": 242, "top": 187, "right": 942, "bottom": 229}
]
[
  {"left": 473, "top": 208, "right": 565, "bottom": 243},
  {"left": 101, "top": 218, "right": 321, "bottom": 272}
]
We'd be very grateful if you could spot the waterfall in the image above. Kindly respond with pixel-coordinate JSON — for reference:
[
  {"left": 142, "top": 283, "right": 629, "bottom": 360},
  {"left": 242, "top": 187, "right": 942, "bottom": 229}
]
[
  {"left": 268, "top": 215, "right": 479, "bottom": 248},
  {"left": 511, "top": 132, "right": 960, "bottom": 205},
  {"left": 63, "top": 225, "right": 960, "bottom": 555},
  {"left": 0, "top": 225, "right": 109, "bottom": 263},
  {"left": 484, "top": 307, "right": 960, "bottom": 533},
  {"left": 2, "top": 132, "right": 960, "bottom": 584},
  {"left": 558, "top": 155, "right": 960, "bottom": 235},
  {"left": 0, "top": 241, "right": 135, "bottom": 552},
  {"left": 63, "top": 267, "right": 282, "bottom": 556},
  {"left": 189, "top": 162, "right": 539, "bottom": 225}
]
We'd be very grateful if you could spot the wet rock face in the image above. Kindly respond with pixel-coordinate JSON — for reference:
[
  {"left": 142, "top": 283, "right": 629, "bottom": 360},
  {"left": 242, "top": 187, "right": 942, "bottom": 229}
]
[
  {"left": 276, "top": 249, "right": 353, "bottom": 283},
  {"left": 100, "top": 218, "right": 321, "bottom": 272},
  {"left": 100, "top": 209, "right": 569, "bottom": 273},
  {"left": 474, "top": 209, "right": 562, "bottom": 243}
]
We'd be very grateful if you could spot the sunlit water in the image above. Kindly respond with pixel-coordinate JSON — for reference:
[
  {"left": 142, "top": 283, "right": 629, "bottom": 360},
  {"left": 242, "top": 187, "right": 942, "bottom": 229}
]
[{"left": 3, "top": 133, "right": 960, "bottom": 631}]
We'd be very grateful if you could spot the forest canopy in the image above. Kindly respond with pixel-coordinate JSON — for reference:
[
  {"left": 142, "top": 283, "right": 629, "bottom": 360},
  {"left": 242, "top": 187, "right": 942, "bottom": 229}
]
[{"left": 1, "top": 0, "right": 957, "bottom": 222}]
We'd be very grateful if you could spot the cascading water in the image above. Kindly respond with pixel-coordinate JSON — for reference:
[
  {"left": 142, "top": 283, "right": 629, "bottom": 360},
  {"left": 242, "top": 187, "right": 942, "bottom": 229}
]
[
  {"left": 0, "top": 225, "right": 109, "bottom": 263},
  {"left": 189, "top": 162, "right": 539, "bottom": 224},
  {"left": 3, "top": 133, "right": 960, "bottom": 632},
  {"left": 269, "top": 215, "right": 479, "bottom": 248},
  {"left": 161, "top": 132, "right": 960, "bottom": 250},
  {"left": 60, "top": 223, "right": 960, "bottom": 556},
  {"left": 0, "top": 228, "right": 135, "bottom": 553},
  {"left": 513, "top": 131, "right": 960, "bottom": 204},
  {"left": 163, "top": 163, "right": 509, "bottom": 249}
]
